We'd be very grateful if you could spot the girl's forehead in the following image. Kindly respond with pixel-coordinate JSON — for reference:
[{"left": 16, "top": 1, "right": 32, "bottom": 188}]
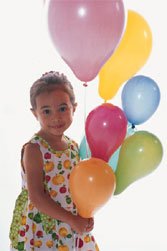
[{"left": 36, "top": 90, "right": 71, "bottom": 106}]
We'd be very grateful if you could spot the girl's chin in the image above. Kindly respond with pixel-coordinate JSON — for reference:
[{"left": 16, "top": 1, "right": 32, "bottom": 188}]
[{"left": 49, "top": 128, "right": 66, "bottom": 136}]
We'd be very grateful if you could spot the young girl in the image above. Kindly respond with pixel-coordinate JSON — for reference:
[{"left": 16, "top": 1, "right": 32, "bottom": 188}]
[{"left": 9, "top": 71, "right": 99, "bottom": 251}]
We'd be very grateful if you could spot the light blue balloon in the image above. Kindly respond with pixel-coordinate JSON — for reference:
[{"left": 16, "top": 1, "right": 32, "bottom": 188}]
[
  {"left": 121, "top": 75, "right": 160, "bottom": 125},
  {"left": 108, "top": 122, "right": 135, "bottom": 171},
  {"left": 108, "top": 147, "right": 120, "bottom": 172},
  {"left": 79, "top": 136, "right": 91, "bottom": 160},
  {"left": 79, "top": 122, "right": 135, "bottom": 172}
]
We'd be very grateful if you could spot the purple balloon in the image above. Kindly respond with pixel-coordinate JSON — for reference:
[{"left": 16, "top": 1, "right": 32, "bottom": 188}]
[{"left": 48, "top": 0, "right": 125, "bottom": 82}]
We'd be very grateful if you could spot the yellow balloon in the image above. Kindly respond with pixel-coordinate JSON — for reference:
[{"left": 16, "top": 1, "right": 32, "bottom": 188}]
[{"left": 98, "top": 10, "right": 152, "bottom": 101}]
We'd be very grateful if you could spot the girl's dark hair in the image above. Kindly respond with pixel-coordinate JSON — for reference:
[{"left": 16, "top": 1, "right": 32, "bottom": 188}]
[{"left": 30, "top": 71, "right": 76, "bottom": 109}]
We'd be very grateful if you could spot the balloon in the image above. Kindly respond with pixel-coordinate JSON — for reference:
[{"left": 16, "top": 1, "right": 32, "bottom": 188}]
[
  {"left": 121, "top": 75, "right": 160, "bottom": 125},
  {"left": 114, "top": 131, "right": 163, "bottom": 195},
  {"left": 85, "top": 103, "right": 127, "bottom": 162},
  {"left": 80, "top": 122, "right": 134, "bottom": 172},
  {"left": 108, "top": 122, "right": 135, "bottom": 171},
  {"left": 69, "top": 157, "right": 116, "bottom": 218},
  {"left": 48, "top": 0, "right": 125, "bottom": 82},
  {"left": 79, "top": 135, "right": 91, "bottom": 160},
  {"left": 79, "top": 135, "right": 119, "bottom": 172},
  {"left": 98, "top": 10, "right": 152, "bottom": 101}
]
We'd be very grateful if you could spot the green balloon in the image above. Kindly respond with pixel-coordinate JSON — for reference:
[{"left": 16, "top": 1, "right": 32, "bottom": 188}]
[{"left": 114, "top": 130, "right": 163, "bottom": 195}]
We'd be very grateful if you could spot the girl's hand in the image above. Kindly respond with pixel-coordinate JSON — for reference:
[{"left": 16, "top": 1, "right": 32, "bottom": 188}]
[
  {"left": 68, "top": 214, "right": 94, "bottom": 235},
  {"left": 85, "top": 217, "right": 94, "bottom": 232}
]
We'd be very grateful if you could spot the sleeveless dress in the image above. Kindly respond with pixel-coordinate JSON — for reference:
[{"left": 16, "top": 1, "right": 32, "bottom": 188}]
[{"left": 9, "top": 134, "right": 99, "bottom": 251}]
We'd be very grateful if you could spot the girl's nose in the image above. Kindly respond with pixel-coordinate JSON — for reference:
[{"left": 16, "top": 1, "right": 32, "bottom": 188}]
[{"left": 51, "top": 110, "right": 62, "bottom": 121}]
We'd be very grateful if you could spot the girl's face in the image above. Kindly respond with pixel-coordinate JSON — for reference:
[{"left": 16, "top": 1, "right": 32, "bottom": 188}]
[{"left": 32, "top": 89, "right": 76, "bottom": 137}]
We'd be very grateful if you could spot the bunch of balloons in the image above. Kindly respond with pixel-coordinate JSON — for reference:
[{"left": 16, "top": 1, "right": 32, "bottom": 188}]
[{"left": 47, "top": 0, "right": 163, "bottom": 218}]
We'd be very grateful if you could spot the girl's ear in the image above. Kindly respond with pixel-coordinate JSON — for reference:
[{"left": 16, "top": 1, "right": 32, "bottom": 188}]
[
  {"left": 30, "top": 108, "right": 38, "bottom": 120},
  {"left": 73, "top": 102, "right": 77, "bottom": 113}
]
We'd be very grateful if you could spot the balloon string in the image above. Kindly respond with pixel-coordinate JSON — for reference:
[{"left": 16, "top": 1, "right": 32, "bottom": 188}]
[{"left": 83, "top": 82, "right": 89, "bottom": 159}]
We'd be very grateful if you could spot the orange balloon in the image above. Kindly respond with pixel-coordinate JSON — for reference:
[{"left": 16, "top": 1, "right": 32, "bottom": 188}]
[{"left": 69, "top": 157, "right": 116, "bottom": 218}]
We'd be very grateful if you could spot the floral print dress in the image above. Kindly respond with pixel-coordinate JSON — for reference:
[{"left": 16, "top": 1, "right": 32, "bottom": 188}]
[{"left": 9, "top": 134, "right": 99, "bottom": 251}]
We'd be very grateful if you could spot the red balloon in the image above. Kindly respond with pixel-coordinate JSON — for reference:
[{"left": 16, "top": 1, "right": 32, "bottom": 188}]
[
  {"left": 85, "top": 103, "right": 127, "bottom": 162},
  {"left": 48, "top": 0, "right": 125, "bottom": 82}
]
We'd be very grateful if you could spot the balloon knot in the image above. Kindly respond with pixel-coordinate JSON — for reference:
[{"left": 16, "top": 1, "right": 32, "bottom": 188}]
[
  {"left": 131, "top": 124, "right": 135, "bottom": 129},
  {"left": 83, "top": 82, "right": 88, "bottom": 87}
]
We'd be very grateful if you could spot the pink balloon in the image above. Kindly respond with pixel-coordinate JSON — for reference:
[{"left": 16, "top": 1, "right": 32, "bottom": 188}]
[
  {"left": 85, "top": 103, "right": 127, "bottom": 162},
  {"left": 48, "top": 0, "right": 125, "bottom": 82}
]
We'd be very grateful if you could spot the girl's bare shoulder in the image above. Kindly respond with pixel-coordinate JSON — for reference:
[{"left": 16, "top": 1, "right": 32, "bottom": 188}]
[{"left": 23, "top": 142, "right": 42, "bottom": 165}]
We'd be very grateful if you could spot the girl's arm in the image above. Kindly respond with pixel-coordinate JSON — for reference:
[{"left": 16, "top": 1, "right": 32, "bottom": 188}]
[{"left": 23, "top": 143, "right": 93, "bottom": 234}]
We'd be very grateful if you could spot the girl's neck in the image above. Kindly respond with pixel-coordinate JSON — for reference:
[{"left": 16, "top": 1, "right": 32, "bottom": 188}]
[{"left": 37, "top": 130, "right": 68, "bottom": 151}]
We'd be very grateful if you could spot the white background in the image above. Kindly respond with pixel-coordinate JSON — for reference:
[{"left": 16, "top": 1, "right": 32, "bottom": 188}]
[{"left": 0, "top": 1, "right": 166, "bottom": 250}]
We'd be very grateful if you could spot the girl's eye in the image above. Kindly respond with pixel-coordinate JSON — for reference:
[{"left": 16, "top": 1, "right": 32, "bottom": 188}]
[
  {"left": 43, "top": 109, "right": 51, "bottom": 115},
  {"left": 59, "top": 106, "right": 67, "bottom": 112}
]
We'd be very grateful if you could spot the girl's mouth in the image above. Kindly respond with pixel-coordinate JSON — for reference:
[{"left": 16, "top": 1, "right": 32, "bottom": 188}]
[{"left": 49, "top": 124, "right": 64, "bottom": 129}]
